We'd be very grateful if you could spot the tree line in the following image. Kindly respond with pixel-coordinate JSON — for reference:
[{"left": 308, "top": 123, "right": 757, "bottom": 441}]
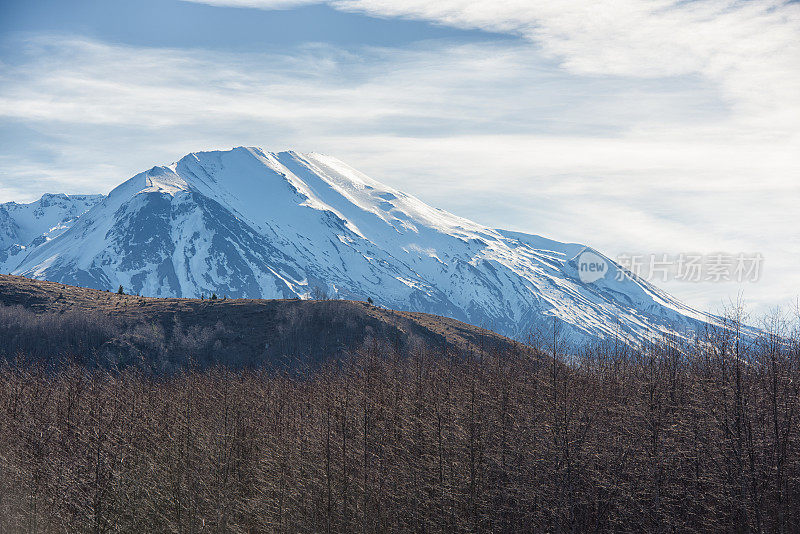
[{"left": 0, "top": 309, "right": 798, "bottom": 532}]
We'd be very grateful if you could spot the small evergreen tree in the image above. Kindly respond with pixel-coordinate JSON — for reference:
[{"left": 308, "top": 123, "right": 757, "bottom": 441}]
[
  {"left": 211, "top": 293, "right": 218, "bottom": 300},
  {"left": 117, "top": 285, "right": 124, "bottom": 295},
  {"left": 367, "top": 296, "right": 373, "bottom": 305}
]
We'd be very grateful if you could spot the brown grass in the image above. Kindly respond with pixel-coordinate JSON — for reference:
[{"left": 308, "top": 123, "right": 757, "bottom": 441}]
[{"left": 0, "top": 275, "right": 527, "bottom": 370}]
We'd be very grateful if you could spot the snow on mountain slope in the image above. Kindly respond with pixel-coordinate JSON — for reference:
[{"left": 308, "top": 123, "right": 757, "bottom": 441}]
[
  {"left": 0, "top": 193, "right": 104, "bottom": 273},
  {"left": 4, "top": 147, "right": 730, "bottom": 345}
]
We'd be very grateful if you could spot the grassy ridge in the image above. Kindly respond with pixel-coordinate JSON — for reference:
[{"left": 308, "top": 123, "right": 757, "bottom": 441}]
[{"left": 0, "top": 274, "right": 523, "bottom": 371}]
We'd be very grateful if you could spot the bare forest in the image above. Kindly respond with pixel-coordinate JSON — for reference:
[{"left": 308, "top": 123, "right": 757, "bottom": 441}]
[{"left": 1, "top": 308, "right": 799, "bottom": 533}]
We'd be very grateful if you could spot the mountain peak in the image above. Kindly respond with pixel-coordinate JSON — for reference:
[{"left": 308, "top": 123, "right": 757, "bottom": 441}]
[{"left": 1, "top": 146, "right": 736, "bottom": 345}]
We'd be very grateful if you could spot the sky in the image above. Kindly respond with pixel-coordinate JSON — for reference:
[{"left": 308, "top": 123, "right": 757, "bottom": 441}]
[{"left": 0, "top": 0, "right": 798, "bottom": 320}]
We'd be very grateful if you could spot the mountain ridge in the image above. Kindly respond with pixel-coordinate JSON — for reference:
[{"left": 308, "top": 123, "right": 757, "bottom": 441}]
[
  {"left": 0, "top": 273, "right": 527, "bottom": 370},
  {"left": 0, "top": 146, "right": 732, "bottom": 345}
]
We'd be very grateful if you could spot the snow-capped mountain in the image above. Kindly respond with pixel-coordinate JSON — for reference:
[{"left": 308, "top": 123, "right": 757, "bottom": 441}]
[
  {"left": 1, "top": 193, "right": 104, "bottom": 273},
  {"left": 1, "top": 147, "right": 727, "bottom": 344}
]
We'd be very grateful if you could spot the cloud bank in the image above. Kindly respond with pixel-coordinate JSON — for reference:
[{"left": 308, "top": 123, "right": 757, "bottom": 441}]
[
  {"left": 0, "top": 0, "right": 798, "bottom": 317},
  {"left": 184, "top": 0, "right": 800, "bottom": 134}
]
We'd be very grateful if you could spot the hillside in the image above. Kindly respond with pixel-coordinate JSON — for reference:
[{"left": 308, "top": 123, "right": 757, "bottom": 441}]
[{"left": 0, "top": 274, "right": 528, "bottom": 370}]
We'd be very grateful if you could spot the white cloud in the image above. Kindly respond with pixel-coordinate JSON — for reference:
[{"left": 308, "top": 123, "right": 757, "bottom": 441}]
[
  {"left": 183, "top": 0, "right": 800, "bottom": 137},
  {"left": 0, "top": 0, "right": 798, "bottom": 317}
]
